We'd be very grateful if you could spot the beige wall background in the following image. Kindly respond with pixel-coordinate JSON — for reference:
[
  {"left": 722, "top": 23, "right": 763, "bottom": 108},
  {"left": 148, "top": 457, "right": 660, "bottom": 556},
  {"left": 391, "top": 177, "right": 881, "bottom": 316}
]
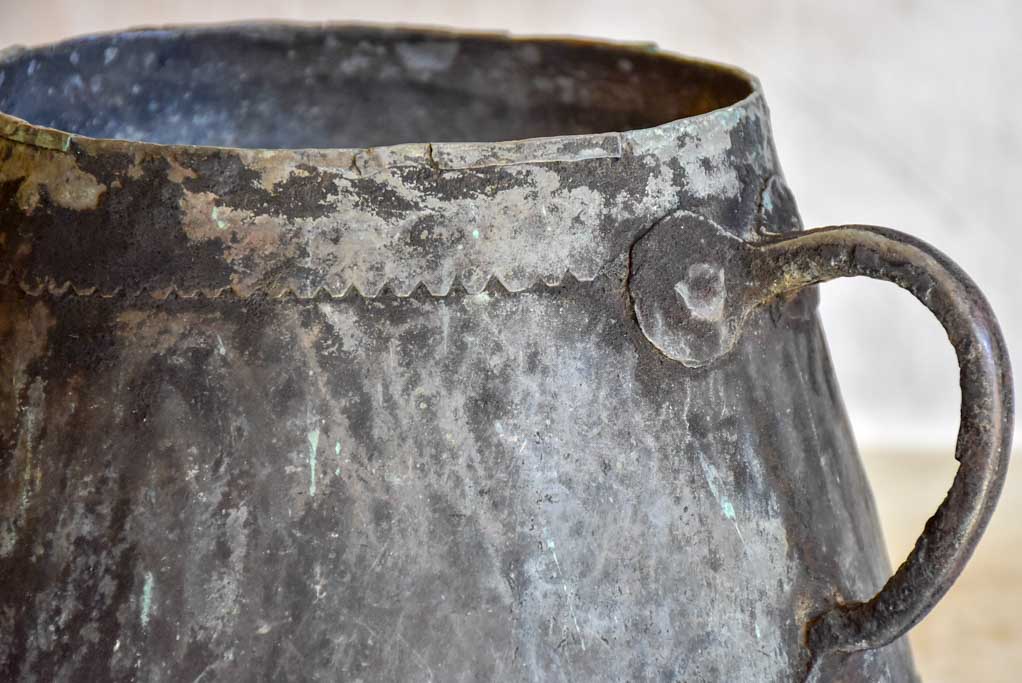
[{"left": 1, "top": 1, "right": 1019, "bottom": 680}]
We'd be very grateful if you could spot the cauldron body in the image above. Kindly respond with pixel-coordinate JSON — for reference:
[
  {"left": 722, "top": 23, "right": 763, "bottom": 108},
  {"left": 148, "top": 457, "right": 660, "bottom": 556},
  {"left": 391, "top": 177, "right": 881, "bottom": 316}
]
[{"left": 0, "top": 25, "right": 943, "bottom": 681}]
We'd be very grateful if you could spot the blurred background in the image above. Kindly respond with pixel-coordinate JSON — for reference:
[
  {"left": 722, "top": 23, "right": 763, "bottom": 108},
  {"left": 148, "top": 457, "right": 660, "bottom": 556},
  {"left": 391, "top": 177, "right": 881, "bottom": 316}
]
[{"left": 1, "top": 1, "right": 1018, "bottom": 679}]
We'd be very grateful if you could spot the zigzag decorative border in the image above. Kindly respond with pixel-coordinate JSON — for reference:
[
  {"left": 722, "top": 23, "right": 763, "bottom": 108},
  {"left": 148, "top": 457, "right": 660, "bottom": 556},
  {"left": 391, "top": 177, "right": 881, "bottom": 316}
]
[{"left": 0, "top": 267, "right": 600, "bottom": 300}]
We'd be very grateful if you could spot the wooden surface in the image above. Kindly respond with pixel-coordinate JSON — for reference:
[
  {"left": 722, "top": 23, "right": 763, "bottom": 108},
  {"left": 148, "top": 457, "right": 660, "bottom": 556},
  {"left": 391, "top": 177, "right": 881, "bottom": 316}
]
[{"left": 863, "top": 448, "right": 1021, "bottom": 682}]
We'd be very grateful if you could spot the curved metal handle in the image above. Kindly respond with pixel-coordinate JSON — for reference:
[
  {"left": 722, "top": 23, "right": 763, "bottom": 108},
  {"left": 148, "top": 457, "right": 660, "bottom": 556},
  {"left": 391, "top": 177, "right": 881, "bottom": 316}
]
[{"left": 748, "top": 225, "right": 1014, "bottom": 663}]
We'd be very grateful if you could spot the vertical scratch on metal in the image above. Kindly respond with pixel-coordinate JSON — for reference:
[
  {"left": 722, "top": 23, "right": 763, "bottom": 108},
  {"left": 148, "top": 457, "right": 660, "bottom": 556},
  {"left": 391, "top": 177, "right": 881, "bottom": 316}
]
[
  {"left": 543, "top": 527, "right": 586, "bottom": 651},
  {"left": 308, "top": 428, "right": 320, "bottom": 496},
  {"left": 697, "top": 451, "right": 745, "bottom": 543},
  {"left": 140, "top": 571, "right": 155, "bottom": 628}
]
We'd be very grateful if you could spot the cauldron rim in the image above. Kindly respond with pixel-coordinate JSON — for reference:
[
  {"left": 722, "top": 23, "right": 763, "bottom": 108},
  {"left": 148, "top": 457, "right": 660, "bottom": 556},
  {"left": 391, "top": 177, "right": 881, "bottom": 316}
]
[{"left": 0, "top": 21, "right": 763, "bottom": 165}]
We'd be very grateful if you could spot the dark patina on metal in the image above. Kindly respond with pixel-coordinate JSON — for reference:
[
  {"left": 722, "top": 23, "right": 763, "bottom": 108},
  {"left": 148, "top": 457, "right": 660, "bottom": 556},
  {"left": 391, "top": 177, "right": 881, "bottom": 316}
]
[{"left": 0, "top": 24, "right": 1012, "bottom": 682}]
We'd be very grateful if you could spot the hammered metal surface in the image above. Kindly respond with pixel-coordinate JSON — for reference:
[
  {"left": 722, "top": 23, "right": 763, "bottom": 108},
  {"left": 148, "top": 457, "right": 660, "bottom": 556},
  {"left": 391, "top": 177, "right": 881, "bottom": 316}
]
[
  {"left": 0, "top": 25, "right": 918, "bottom": 682},
  {"left": 0, "top": 25, "right": 770, "bottom": 300}
]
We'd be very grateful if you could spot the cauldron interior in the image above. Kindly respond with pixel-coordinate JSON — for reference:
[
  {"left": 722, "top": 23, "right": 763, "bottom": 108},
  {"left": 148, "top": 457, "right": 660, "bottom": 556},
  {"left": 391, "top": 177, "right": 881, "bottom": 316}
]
[{"left": 0, "top": 26, "right": 752, "bottom": 149}]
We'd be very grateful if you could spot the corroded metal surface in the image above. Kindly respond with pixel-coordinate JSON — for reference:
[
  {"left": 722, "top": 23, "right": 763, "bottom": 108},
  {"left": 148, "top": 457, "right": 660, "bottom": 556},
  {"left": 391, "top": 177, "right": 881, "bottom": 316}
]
[
  {"left": 0, "top": 24, "right": 762, "bottom": 299},
  {"left": 0, "top": 24, "right": 935, "bottom": 681}
]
